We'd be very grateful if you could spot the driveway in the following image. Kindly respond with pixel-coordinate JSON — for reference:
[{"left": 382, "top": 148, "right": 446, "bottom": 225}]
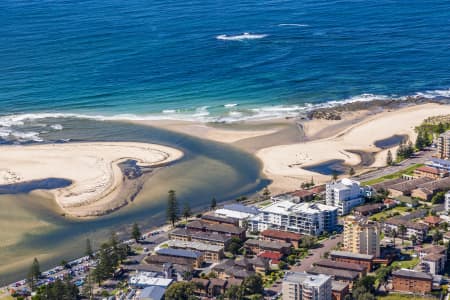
[{"left": 291, "top": 234, "right": 343, "bottom": 272}]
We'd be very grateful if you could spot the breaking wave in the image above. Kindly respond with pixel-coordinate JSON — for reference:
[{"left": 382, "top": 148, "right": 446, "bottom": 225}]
[{"left": 216, "top": 33, "right": 268, "bottom": 41}]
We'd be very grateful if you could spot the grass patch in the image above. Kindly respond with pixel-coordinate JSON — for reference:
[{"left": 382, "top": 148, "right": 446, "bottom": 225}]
[
  {"left": 363, "top": 164, "right": 424, "bottom": 186},
  {"left": 369, "top": 206, "right": 410, "bottom": 221},
  {"left": 377, "top": 293, "right": 438, "bottom": 300},
  {"left": 391, "top": 256, "right": 419, "bottom": 269}
]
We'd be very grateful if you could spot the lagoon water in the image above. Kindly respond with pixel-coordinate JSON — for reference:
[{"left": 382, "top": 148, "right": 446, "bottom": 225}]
[
  {"left": 1, "top": 0, "right": 450, "bottom": 124},
  {"left": 0, "top": 119, "right": 268, "bottom": 284}
]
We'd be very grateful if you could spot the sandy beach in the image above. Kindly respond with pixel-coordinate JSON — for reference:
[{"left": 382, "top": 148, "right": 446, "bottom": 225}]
[
  {"left": 0, "top": 142, "right": 183, "bottom": 217},
  {"left": 135, "top": 103, "right": 450, "bottom": 193}
]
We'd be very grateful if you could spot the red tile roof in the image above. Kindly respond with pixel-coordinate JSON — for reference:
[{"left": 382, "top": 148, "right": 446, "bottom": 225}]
[
  {"left": 290, "top": 189, "right": 316, "bottom": 198},
  {"left": 261, "top": 229, "right": 303, "bottom": 241},
  {"left": 423, "top": 215, "right": 441, "bottom": 225},
  {"left": 415, "top": 166, "right": 444, "bottom": 176},
  {"left": 258, "top": 251, "right": 284, "bottom": 260}
]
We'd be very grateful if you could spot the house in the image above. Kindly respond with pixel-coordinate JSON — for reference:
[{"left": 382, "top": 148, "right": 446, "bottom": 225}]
[
  {"left": 261, "top": 229, "right": 303, "bottom": 248},
  {"left": 383, "top": 198, "right": 398, "bottom": 209},
  {"left": 166, "top": 240, "right": 223, "bottom": 262},
  {"left": 244, "top": 239, "right": 291, "bottom": 255},
  {"left": 387, "top": 177, "right": 433, "bottom": 197},
  {"left": 213, "top": 259, "right": 255, "bottom": 280},
  {"left": 329, "top": 251, "right": 374, "bottom": 271},
  {"left": 313, "top": 260, "right": 367, "bottom": 277},
  {"left": 414, "top": 166, "right": 448, "bottom": 180},
  {"left": 423, "top": 215, "right": 442, "bottom": 227},
  {"left": 392, "top": 269, "right": 433, "bottom": 294},
  {"left": 371, "top": 178, "right": 406, "bottom": 192},
  {"left": 153, "top": 248, "right": 204, "bottom": 268},
  {"left": 394, "top": 195, "right": 419, "bottom": 208},
  {"left": 208, "top": 278, "right": 227, "bottom": 298},
  {"left": 191, "top": 278, "right": 209, "bottom": 297},
  {"left": 129, "top": 272, "right": 173, "bottom": 289},
  {"left": 384, "top": 217, "right": 429, "bottom": 242},
  {"left": 331, "top": 281, "right": 349, "bottom": 300},
  {"left": 411, "top": 177, "right": 450, "bottom": 200},
  {"left": 307, "top": 266, "right": 359, "bottom": 283},
  {"left": 258, "top": 251, "right": 283, "bottom": 266},
  {"left": 186, "top": 220, "right": 246, "bottom": 240},
  {"left": 201, "top": 214, "right": 239, "bottom": 226}
]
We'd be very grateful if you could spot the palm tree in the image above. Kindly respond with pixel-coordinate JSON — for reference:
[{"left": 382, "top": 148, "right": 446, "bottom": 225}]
[
  {"left": 411, "top": 234, "right": 417, "bottom": 246},
  {"left": 398, "top": 224, "right": 406, "bottom": 245},
  {"left": 391, "top": 229, "right": 398, "bottom": 246}
]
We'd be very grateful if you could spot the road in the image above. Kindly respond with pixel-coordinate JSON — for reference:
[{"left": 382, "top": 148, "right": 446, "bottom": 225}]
[
  {"left": 291, "top": 234, "right": 344, "bottom": 272},
  {"left": 354, "top": 149, "right": 435, "bottom": 183}
]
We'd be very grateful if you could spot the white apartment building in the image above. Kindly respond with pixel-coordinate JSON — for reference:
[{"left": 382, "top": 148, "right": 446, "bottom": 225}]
[
  {"left": 282, "top": 272, "right": 332, "bottom": 300},
  {"left": 326, "top": 178, "right": 364, "bottom": 215},
  {"left": 249, "top": 201, "right": 338, "bottom": 236},
  {"left": 445, "top": 191, "right": 450, "bottom": 212}
]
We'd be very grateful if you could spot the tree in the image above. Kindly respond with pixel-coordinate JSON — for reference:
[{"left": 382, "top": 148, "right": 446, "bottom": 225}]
[
  {"left": 432, "top": 191, "right": 446, "bottom": 204},
  {"left": 182, "top": 202, "right": 192, "bottom": 222},
  {"left": 349, "top": 167, "right": 355, "bottom": 176},
  {"left": 432, "top": 230, "right": 443, "bottom": 244},
  {"left": 211, "top": 197, "right": 217, "bottom": 210},
  {"left": 132, "top": 222, "right": 141, "bottom": 243},
  {"left": 34, "top": 278, "right": 80, "bottom": 300},
  {"left": 167, "top": 190, "right": 179, "bottom": 227},
  {"left": 386, "top": 150, "right": 393, "bottom": 166},
  {"left": 438, "top": 122, "right": 445, "bottom": 134},
  {"left": 223, "top": 284, "right": 244, "bottom": 300},
  {"left": 332, "top": 170, "right": 338, "bottom": 181},
  {"left": 391, "top": 229, "right": 398, "bottom": 246},
  {"left": 28, "top": 257, "right": 41, "bottom": 290},
  {"left": 85, "top": 238, "right": 93, "bottom": 258},
  {"left": 164, "top": 282, "right": 198, "bottom": 300},
  {"left": 398, "top": 224, "right": 406, "bottom": 245},
  {"left": 226, "top": 237, "right": 244, "bottom": 255},
  {"left": 262, "top": 187, "right": 271, "bottom": 200},
  {"left": 82, "top": 269, "right": 94, "bottom": 300},
  {"left": 411, "top": 234, "right": 417, "bottom": 246},
  {"left": 241, "top": 275, "right": 264, "bottom": 296}
]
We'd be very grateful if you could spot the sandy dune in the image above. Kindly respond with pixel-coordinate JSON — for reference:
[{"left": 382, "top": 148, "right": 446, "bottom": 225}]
[
  {"left": 0, "top": 142, "right": 183, "bottom": 216},
  {"left": 257, "top": 103, "right": 450, "bottom": 190}
]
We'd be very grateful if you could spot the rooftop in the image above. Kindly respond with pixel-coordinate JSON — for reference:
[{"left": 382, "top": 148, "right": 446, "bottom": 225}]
[
  {"left": 392, "top": 269, "right": 433, "bottom": 281},
  {"left": 129, "top": 272, "right": 173, "bottom": 287},
  {"left": 223, "top": 203, "right": 260, "bottom": 215},
  {"left": 261, "top": 200, "right": 337, "bottom": 215},
  {"left": 388, "top": 177, "right": 433, "bottom": 192},
  {"left": 307, "top": 266, "right": 359, "bottom": 281},
  {"left": 329, "top": 250, "right": 374, "bottom": 260},
  {"left": 245, "top": 238, "right": 291, "bottom": 250},
  {"left": 167, "top": 240, "right": 223, "bottom": 252},
  {"left": 139, "top": 286, "right": 166, "bottom": 300},
  {"left": 354, "top": 203, "right": 385, "bottom": 214},
  {"left": 201, "top": 214, "right": 238, "bottom": 224},
  {"left": 187, "top": 220, "right": 245, "bottom": 235},
  {"left": 283, "top": 272, "right": 331, "bottom": 287},
  {"left": 170, "top": 228, "right": 232, "bottom": 243},
  {"left": 258, "top": 251, "right": 284, "bottom": 261},
  {"left": 415, "top": 166, "right": 446, "bottom": 175},
  {"left": 314, "top": 259, "right": 366, "bottom": 272},
  {"left": 423, "top": 215, "right": 441, "bottom": 225},
  {"left": 261, "top": 229, "right": 303, "bottom": 241},
  {"left": 156, "top": 248, "right": 202, "bottom": 259},
  {"left": 331, "top": 280, "right": 349, "bottom": 292}
]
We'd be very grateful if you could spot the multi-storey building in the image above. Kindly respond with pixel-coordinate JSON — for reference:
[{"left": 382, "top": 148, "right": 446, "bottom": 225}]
[
  {"left": 392, "top": 269, "right": 432, "bottom": 294},
  {"left": 282, "top": 272, "right": 332, "bottom": 300},
  {"left": 445, "top": 191, "right": 450, "bottom": 212},
  {"left": 326, "top": 179, "right": 365, "bottom": 215},
  {"left": 437, "top": 131, "right": 450, "bottom": 159},
  {"left": 249, "top": 201, "right": 338, "bottom": 236},
  {"left": 343, "top": 216, "right": 380, "bottom": 257}
]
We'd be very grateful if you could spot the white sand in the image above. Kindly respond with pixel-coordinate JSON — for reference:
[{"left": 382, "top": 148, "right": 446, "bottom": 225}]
[
  {"left": 0, "top": 142, "right": 183, "bottom": 216},
  {"left": 257, "top": 103, "right": 450, "bottom": 191}
]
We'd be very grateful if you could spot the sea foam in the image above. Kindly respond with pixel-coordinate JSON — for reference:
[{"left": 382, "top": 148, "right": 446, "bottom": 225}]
[{"left": 216, "top": 33, "right": 268, "bottom": 41}]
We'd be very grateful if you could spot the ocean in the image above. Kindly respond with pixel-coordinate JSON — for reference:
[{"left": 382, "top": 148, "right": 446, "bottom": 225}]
[{"left": 1, "top": 0, "right": 450, "bottom": 132}]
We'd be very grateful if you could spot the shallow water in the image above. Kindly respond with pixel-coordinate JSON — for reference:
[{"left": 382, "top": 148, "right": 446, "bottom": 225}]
[
  {"left": 0, "top": 119, "right": 268, "bottom": 285},
  {"left": 302, "top": 159, "right": 347, "bottom": 176}
]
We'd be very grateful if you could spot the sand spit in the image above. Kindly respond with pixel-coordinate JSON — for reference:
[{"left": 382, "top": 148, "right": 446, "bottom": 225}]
[{"left": 0, "top": 142, "right": 183, "bottom": 217}]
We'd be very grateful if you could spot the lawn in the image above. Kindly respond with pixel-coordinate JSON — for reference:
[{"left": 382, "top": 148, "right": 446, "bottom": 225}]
[
  {"left": 369, "top": 206, "right": 410, "bottom": 221},
  {"left": 377, "top": 293, "right": 438, "bottom": 300},
  {"left": 391, "top": 257, "right": 419, "bottom": 269},
  {"left": 363, "top": 164, "right": 424, "bottom": 186}
]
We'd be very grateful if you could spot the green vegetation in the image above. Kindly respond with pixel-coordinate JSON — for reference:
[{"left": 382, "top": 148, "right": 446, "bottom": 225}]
[
  {"left": 27, "top": 257, "right": 41, "bottom": 290},
  {"left": 362, "top": 164, "right": 424, "bottom": 185},
  {"left": 31, "top": 278, "right": 79, "bottom": 300},
  {"left": 85, "top": 238, "right": 93, "bottom": 258},
  {"left": 211, "top": 197, "right": 217, "bottom": 210},
  {"left": 166, "top": 190, "right": 179, "bottom": 227},
  {"left": 226, "top": 237, "right": 244, "bottom": 255},
  {"left": 369, "top": 206, "right": 409, "bottom": 221},
  {"left": 182, "top": 202, "right": 192, "bottom": 222},
  {"left": 131, "top": 222, "right": 141, "bottom": 242},
  {"left": 396, "top": 140, "right": 414, "bottom": 161},
  {"left": 391, "top": 256, "right": 419, "bottom": 269},
  {"left": 348, "top": 276, "right": 376, "bottom": 300},
  {"left": 164, "top": 282, "right": 198, "bottom": 300},
  {"left": 377, "top": 294, "right": 438, "bottom": 300}
]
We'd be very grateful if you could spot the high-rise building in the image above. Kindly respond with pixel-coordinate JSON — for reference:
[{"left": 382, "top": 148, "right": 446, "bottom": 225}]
[
  {"left": 343, "top": 215, "right": 380, "bottom": 257},
  {"left": 326, "top": 178, "right": 364, "bottom": 215},
  {"left": 282, "top": 272, "right": 332, "bottom": 300},
  {"left": 249, "top": 200, "right": 338, "bottom": 236},
  {"left": 437, "top": 131, "right": 450, "bottom": 159}
]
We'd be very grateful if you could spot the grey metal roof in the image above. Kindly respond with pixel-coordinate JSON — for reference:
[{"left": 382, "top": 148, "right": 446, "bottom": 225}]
[
  {"left": 139, "top": 286, "right": 166, "bottom": 300},
  {"left": 329, "top": 250, "right": 374, "bottom": 260},
  {"left": 156, "top": 248, "right": 202, "bottom": 259},
  {"left": 223, "top": 203, "right": 260, "bottom": 215},
  {"left": 392, "top": 269, "right": 433, "bottom": 280}
]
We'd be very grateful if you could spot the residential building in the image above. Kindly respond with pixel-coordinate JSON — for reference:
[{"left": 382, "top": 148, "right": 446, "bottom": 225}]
[
  {"left": 329, "top": 251, "right": 374, "bottom": 271},
  {"left": 331, "top": 281, "right": 349, "bottom": 300},
  {"left": 168, "top": 228, "right": 232, "bottom": 248},
  {"left": 282, "top": 272, "right": 332, "bottom": 300},
  {"left": 414, "top": 165, "right": 448, "bottom": 179},
  {"left": 437, "top": 131, "right": 450, "bottom": 159},
  {"left": 213, "top": 204, "right": 260, "bottom": 227},
  {"left": 155, "top": 248, "right": 204, "bottom": 268},
  {"left": 201, "top": 214, "right": 238, "bottom": 226},
  {"left": 422, "top": 215, "right": 441, "bottom": 227},
  {"left": 446, "top": 191, "right": 450, "bottom": 212},
  {"left": 129, "top": 272, "right": 173, "bottom": 289},
  {"left": 392, "top": 269, "right": 432, "bottom": 294},
  {"left": 427, "top": 158, "right": 450, "bottom": 172},
  {"left": 245, "top": 239, "right": 291, "bottom": 255},
  {"left": 383, "top": 217, "right": 429, "bottom": 242},
  {"left": 258, "top": 251, "right": 284, "bottom": 266},
  {"left": 212, "top": 257, "right": 268, "bottom": 280},
  {"left": 419, "top": 245, "right": 447, "bottom": 275},
  {"left": 411, "top": 177, "right": 450, "bottom": 200},
  {"left": 186, "top": 220, "right": 246, "bottom": 240},
  {"left": 313, "top": 260, "right": 367, "bottom": 277},
  {"left": 166, "top": 240, "right": 223, "bottom": 262},
  {"left": 138, "top": 286, "right": 166, "bottom": 300},
  {"left": 387, "top": 177, "right": 432, "bottom": 197},
  {"left": 261, "top": 229, "right": 303, "bottom": 248},
  {"left": 249, "top": 200, "right": 338, "bottom": 236},
  {"left": 307, "top": 266, "right": 358, "bottom": 283},
  {"left": 353, "top": 203, "right": 385, "bottom": 216},
  {"left": 326, "top": 179, "right": 365, "bottom": 215},
  {"left": 343, "top": 216, "right": 380, "bottom": 257}
]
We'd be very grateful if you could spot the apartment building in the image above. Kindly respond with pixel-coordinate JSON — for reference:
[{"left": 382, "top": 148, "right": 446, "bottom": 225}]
[
  {"left": 392, "top": 269, "right": 432, "bottom": 294},
  {"left": 282, "top": 272, "right": 332, "bottom": 300},
  {"left": 383, "top": 217, "right": 429, "bottom": 242},
  {"left": 326, "top": 179, "right": 365, "bottom": 215},
  {"left": 166, "top": 240, "right": 224, "bottom": 262},
  {"left": 437, "top": 131, "right": 450, "bottom": 159},
  {"left": 249, "top": 201, "right": 338, "bottom": 236},
  {"left": 343, "top": 216, "right": 380, "bottom": 257}
]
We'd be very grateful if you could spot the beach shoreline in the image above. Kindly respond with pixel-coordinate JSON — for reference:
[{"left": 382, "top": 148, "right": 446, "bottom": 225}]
[{"left": 0, "top": 142, "right": 183, "bottom": 218}]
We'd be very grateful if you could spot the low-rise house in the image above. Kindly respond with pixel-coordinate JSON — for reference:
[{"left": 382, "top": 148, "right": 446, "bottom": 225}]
[
  {"left": 394, "top": 195, "right": 419, "bottom": 208},
  {"left": 414, "top": 166, "right": 448, "bottom": 180},
  {"left": 138, "top": 286, "right": 166, "bottom": 300},
  {"left": 392, "top": 269, "right": 433, "bottom": 294},
  {"left": 419, "top": 245, "right": 447, "bottom": 275},
  {"left": 145, "top": 255, "right": 197, "bottom": 270},
  {"left": 129, "top": 272, "right": 173, "bottom": 289},
  {"left": 208, "top": 278, "right": 227, "bottom": 298},
  {"left": 353, "top": 203, "right": 385, "bottom": 216},
  {"left": 187, "top": 220, "right": 246, "bottom": 240},
  {"left": 212, "top": 257, "right": 268, "bottom": 279},
  {"left": 313, "top": 259, "right": 366, "bottom": 277},
  {"left": 384, "top": 217, "right": 429, "bottom": 242},
  {"left": 261, "top": 229, "right": 303, "bottom": 248},
  {"left": 166, "top": 240, "right": 223, "bottom": 262},
  {"left": 155, "top": 248, "right": 204, "bottom": 268},
  {"left": 371, "top": 178, "right": 406, "bottom": 192},
  {"left": 258, "top": 251, "right": 284, "bottom": 266},
  {"left": 423, "top": 215, "right": 442, "bottom": 227},
  {"left": 411, "top": 177, "right": 450, "bottom": 200},
  {"left": 387, "top": 177, "right": 432, "bottom": 197},
  {"left": 331, "top": 281, "right": 349, "bottom": 300},
  {"left": 383, "top": 198, "right": 398, "bottom": 209},
  {"left": 329, "top": 251, "right": 374, "bottom": 271},
  {"left": 191, "top": 278, "right": 243, "bottom": 298},
  {"left": 169, "top": 228, "right": 232, "bottom": 248},
  {"left": 201, "top": 214, "right": 238, "bottom": 226},
  {"left": 244, "top": 239, "right": 291, "bottom": 255},
  {"left": 307, "top": 266, "right": 359, "bottom": 283},
  {"left": 191, "top": 278, "right": 209, "bottom": 297}
]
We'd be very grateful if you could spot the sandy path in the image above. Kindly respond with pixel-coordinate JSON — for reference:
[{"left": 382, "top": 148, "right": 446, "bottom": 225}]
[{"left": 0, "top": 142, "right": 183, "bottom": 216}]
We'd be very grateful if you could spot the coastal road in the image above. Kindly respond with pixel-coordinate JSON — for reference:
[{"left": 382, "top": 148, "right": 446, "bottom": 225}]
[
  {"left": 291, "top": 234, "right": 343, "bottom": 272},
  {"left": 354, "top": 149, "right": 435, "bottom": 183}
]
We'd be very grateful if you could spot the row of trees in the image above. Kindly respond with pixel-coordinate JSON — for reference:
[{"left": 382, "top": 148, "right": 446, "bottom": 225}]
[{"left": 32, "top": 278, "right": 79, "bottom": 300}]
